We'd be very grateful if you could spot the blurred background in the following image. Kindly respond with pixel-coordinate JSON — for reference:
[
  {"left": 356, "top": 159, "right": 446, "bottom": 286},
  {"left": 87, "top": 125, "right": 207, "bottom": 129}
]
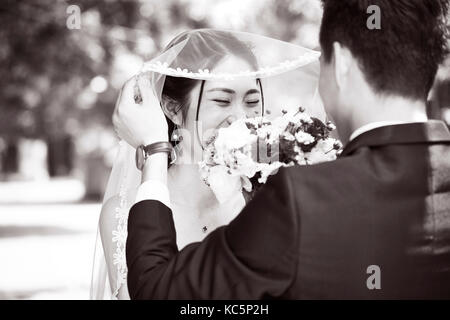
[{"left": 0, "top": 0, "right": 449, "bottom": 299}]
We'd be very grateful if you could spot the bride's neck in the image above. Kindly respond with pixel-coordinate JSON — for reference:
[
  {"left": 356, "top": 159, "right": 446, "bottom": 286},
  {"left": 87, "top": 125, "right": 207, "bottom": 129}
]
[{"left": 168, "top": 163, "right": 218, "bottom": 209}]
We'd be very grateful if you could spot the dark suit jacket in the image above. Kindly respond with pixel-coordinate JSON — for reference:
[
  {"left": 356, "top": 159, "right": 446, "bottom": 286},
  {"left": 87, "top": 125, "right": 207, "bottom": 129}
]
[{"left": 126, "top": 121, "right": 450, "bottom": 299}]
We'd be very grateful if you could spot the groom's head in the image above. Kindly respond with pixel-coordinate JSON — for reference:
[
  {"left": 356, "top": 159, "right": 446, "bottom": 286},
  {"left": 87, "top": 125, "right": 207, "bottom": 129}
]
[{"left": 318, "top": 0, "right": 448, "bottom": 122}]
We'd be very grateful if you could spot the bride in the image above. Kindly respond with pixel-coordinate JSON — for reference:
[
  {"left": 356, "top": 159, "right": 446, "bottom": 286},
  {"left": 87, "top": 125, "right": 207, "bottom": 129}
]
[{"left": 90, "top": 29, "right": 324, "bottom": 299}]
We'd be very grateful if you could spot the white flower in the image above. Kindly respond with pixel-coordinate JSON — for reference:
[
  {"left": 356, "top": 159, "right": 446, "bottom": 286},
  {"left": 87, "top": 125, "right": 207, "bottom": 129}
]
[
  {"left": 214, "top": 119, "right": 256, "bottom": 150},
  {"left": 305, "top": 139, "right": 339, "bottom": 164},
  {"left": 241, "top": 176, "right": 253, "bottom": 192},
  {"left": 282, "top": 132, "right": 295, "bottom": 141},
  {"left": 271, "top": 115, "right": 291, "bottom": 131},
  {"left": 244, "top": 117, "right": 261, "bottom": 127},
  {"left": 294, "top": 113, "right": 313, "bottom": 124},
  {"left": 207, "top": 165, "right": 242, "bottom": 204},
  {"left": 257, "top": 162, "right": 286, "bottom": 184},
  {"left": 234, "top": 151, "right": 258, "bottom": 178},
  {"left": 295, "top": 131, "right": 315, "bottom": 145}
]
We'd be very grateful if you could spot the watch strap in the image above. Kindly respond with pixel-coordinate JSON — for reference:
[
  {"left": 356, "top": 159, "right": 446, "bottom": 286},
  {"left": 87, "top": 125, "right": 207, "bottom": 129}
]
[{"left": 142, "top": 141, "right": 173, "bottom": 157}]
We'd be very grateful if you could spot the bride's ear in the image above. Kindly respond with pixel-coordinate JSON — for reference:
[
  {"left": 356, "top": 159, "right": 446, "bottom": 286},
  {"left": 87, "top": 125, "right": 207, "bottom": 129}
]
[{"left": 161, "top": 98, "right": 183, "bottom": 125}]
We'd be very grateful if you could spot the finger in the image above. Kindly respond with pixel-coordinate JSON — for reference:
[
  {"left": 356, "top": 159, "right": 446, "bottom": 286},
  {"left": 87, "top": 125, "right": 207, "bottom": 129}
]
[
  {"left": 112, "top": 114, "right": 121, "bottom": 134},
  {"left": 112, "top": 112, "right": 117, "bottom": 126},
  {"left": 113, "top": 126, "right": 120, "bottom": 140},
  {"left": 112, "top": 112, "right": 122, "bottom": 129},
  {"left": 113, "top": 85, "right": 124, "bottom": 116},
  {"left": 113, "top": 92, "right": 122, "bottom": 116},
  {"left": 112, "top": 120, "right": 121, "bottom": 139}
]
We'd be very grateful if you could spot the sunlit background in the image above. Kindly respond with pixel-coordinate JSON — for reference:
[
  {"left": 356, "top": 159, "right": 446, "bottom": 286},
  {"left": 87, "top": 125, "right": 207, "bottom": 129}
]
[{"left": 0, "top": 0, "right": 449, "bottom": 299}]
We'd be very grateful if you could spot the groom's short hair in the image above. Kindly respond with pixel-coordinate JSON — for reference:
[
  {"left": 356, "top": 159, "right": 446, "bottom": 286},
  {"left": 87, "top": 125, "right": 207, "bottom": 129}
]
[{"left": 319, "top": 0, "right": 449, "bottom": 100}]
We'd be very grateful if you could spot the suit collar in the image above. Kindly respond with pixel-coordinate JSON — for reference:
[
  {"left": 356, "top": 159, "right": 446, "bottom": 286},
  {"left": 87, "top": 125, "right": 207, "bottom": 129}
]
[
  {"left": 341, "top": 120, "right": 450, "bottom": 157},
  {"left": 349, "top": 120, "right": 426, "bottom": 142}
]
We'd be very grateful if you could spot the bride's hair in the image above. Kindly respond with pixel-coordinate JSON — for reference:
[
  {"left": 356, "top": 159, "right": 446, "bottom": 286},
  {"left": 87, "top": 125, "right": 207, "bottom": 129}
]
[{"left": 159, "top": 30, "right": 262, "bottom": 148}]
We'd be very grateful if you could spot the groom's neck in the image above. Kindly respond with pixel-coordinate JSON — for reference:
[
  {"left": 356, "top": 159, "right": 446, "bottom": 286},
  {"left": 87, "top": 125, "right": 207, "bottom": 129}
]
[{"left": 342, "top": 94, "right": 428, "bottom": 143}]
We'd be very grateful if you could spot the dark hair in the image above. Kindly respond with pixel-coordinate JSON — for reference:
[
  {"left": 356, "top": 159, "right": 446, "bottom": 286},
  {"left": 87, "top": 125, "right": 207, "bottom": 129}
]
[
  {"left": 319, "top": 0, "right": 449, "bottom": 100},
  {"left": 160, "top": 30, "right": 261, "bottom": 147}
]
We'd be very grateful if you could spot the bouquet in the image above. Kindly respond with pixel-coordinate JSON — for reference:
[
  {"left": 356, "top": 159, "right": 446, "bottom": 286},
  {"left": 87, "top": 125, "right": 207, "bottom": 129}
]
[{"left": 199, "top": 107, "right": 343, "bottom": 203}]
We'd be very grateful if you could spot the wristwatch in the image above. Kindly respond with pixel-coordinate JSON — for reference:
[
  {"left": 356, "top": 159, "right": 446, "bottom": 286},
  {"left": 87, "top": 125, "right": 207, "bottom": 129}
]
[{"left": 135, "top": 141, "right": 176, "bottom": 171}]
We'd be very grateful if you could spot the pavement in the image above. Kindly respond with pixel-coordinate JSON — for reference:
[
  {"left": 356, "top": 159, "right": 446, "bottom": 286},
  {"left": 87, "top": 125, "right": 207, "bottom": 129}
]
[{"left": 0, "top": 178, "right": 101, "bottom": 300}]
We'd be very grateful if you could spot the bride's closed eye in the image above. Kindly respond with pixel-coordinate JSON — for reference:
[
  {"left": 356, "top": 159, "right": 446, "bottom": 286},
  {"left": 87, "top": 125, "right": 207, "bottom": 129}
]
[
  {"left": 207, "top": 88, "right": 261, "bottom": 108},
  {"left": 244, "top": 88, "right": 261, "bottom": 108},
  {"left": 211, "top": 98, "right": 260, "bottom": 108},
  {"left": 245, "top": 98, "right": 260, "bottom": 108},
  {"left": 207, "top": 88, "right": 233, "bottom": 107},
  {"left": 211, "top": 98, "right": 231, "bottom": 107}
]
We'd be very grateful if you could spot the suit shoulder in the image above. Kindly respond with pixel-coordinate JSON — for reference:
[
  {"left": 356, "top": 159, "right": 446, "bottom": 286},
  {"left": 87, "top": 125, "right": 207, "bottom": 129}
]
[{"left": 276, "top": 156, "right": 364, "bottom": 190}]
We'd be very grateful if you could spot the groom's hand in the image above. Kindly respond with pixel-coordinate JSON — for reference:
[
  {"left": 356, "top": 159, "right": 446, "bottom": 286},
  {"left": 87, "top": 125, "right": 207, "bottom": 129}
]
[{"left": 113, "top": 76, "right": 168, "bottom": 149}]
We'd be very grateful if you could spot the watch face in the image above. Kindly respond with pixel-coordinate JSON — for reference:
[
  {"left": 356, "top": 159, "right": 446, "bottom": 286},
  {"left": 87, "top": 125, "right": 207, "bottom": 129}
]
[{"left": 135, "top": 145, "right": 145, "bottom": 170}]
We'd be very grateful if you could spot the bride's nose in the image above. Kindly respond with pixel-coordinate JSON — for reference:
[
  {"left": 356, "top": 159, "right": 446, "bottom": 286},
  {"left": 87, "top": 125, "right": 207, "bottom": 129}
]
[{"left": 230, "top": 102, "right": 247, "bottom": 119}]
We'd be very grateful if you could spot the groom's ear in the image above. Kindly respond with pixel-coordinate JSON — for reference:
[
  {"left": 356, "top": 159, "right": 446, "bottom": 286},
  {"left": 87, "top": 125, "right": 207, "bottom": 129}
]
[{"left": 332, "top": 42, "right": 353, "bottom": 91}]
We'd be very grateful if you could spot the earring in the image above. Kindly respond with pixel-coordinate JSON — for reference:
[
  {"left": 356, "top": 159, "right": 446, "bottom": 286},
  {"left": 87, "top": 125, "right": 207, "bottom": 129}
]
[
  {"left": 171, "top": 108, "right": 183, "bottom": 141},
  {"left": 171, "top": 126, "right": 183, "bottom": 142},
  {"left": 171, "top": 125, "right": 183, "bottom": 157}
]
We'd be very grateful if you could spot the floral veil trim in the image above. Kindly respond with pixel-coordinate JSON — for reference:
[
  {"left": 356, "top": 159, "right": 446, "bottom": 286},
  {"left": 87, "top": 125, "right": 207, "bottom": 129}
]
[
  {"left": 111, "top": 142, "right": 129, "bottom": 299},
  {"left": 139, "top": 51, "right": 320, "bottom": 80}
]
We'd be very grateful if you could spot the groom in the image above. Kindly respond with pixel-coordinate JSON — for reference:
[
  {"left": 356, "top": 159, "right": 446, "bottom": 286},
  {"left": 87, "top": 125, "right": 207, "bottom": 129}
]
[{"left": 117, "top": 0, "right": 450, "bottom": 299}]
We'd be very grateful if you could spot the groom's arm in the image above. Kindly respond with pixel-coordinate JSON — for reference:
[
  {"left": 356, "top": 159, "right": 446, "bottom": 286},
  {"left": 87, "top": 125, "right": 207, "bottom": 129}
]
[{"left": 126, "top": 168, "right": 299, "bottom": 299}]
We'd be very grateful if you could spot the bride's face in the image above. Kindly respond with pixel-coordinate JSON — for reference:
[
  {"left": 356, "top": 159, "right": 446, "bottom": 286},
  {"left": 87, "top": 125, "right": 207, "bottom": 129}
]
[{"left": 184, "top": 56, "right": 263, "bottom": 145}]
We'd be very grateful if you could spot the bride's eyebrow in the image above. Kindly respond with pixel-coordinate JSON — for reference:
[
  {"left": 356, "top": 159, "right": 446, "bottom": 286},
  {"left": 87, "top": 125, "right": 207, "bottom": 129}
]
[
  {"left": 245, "top": 89, "right": 260, "bottom": 96},
  {"left": 207, "top": 88, "right": 235, "bottom": 94}
]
